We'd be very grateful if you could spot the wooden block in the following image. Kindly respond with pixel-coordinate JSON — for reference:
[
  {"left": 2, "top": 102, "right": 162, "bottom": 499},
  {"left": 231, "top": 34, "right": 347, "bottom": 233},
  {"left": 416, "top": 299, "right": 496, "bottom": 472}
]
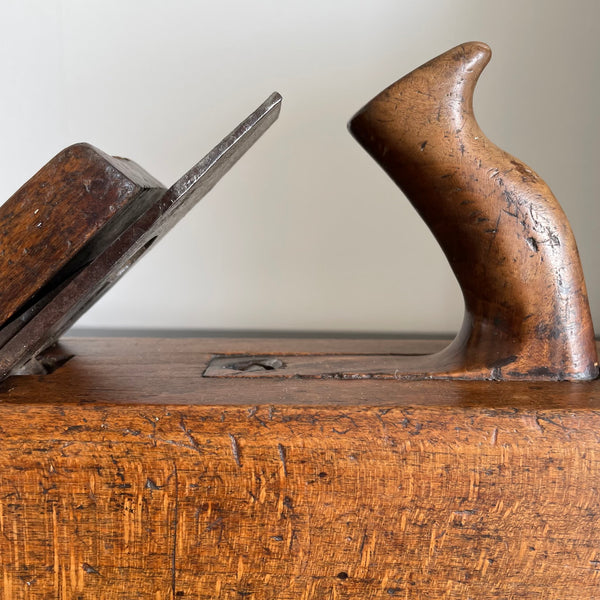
[
  {"left": 0, "top": 144, "right": 164, "bottom": 329},
  {"left": 0, "top": 337, "right": 598, "bottom": 598}
]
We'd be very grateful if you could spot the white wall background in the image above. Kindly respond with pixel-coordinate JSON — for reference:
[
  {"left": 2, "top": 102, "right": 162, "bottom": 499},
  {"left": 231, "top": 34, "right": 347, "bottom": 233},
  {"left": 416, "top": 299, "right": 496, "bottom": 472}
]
[{"left": 1, "top": 0, "right": 599, "bottom": 334}]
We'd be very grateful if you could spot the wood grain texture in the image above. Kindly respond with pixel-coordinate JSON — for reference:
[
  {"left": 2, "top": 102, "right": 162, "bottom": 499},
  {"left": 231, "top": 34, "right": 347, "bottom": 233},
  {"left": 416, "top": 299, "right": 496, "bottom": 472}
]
[
  {"left": 0, "top": 337, "right": 599, "bottom": 598},
  {"left": 0, "top": 144, "right": 164, "bottom": 329},
  {"left": 349, "top": 42, "right": 598, "bottom": 380}
]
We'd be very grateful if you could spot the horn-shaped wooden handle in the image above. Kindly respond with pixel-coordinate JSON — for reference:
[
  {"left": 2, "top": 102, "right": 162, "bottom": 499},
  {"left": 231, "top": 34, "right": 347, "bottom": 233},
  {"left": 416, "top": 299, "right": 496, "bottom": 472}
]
[{"left": 349, "top": 42, "right": 598, "bottom": 380}]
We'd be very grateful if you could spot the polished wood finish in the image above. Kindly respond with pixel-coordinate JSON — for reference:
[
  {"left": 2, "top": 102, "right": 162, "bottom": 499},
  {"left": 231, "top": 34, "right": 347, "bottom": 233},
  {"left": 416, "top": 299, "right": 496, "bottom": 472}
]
[
  {"left": 349, "top": 42, "right": 598, "bottom": 380},
  {"left": 1, "top": 336, "right": 599, "bottom": 598}
]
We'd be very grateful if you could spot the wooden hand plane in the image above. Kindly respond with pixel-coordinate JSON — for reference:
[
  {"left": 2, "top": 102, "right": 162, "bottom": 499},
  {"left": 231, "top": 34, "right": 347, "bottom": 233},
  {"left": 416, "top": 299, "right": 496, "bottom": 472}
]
[
  {"left": 1, "top": 43, "right": 599, "bottom": 600},
  {"left": 0, "top": 46, "right": 596, "bottom": 382}
]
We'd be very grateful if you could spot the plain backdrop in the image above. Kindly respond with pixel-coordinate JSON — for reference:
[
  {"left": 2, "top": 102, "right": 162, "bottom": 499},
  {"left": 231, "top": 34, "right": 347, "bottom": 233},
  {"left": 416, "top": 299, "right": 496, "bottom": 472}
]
[{"left": 1, "top": 0, "right": 599, "bottom": 335}]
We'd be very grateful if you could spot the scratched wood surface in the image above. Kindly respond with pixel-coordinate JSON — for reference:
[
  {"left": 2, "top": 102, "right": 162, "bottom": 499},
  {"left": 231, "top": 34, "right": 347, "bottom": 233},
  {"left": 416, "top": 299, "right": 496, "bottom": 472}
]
[
  {"left": 0, "top": 144, "right": 164, "bottom": 330},
  {"left": 0, "top": 337, "right": 599, "bottom": 599},
  {"left": 349, "top": 42, "right": 598, "bottom": 380}
]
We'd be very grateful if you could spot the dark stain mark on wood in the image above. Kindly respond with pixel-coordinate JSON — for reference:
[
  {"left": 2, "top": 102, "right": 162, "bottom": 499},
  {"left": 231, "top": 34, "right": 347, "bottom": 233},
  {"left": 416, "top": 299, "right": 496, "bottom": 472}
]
[
  {"left": 206, "top": 517, "right": 224, "bottom": 532},
  {"left": 229, "top": 434, "right": 242, "bottom": 468},
  {"left": 358, "top": 531, "right": 368, "bottom": 556},
  {"left": 526, "top": 237, "right": 539, "bottom": 252},
  {"left": 247, "top": 406, "right": 266, "bottom": 427},
  {"left": 145, "top": 478, "right": 161, "bottom": 491},
  {"left": 179, "top": 416, "right": 203, "bottom": 456},
  {"left": 278, "top": 443, "right": 287, "bottom": 476},
  {"left": 81, "top": 563, "right": 100, "bottom": 575},
  {"left": 289, "top": 529, "right": 298, "bottom": 552}
]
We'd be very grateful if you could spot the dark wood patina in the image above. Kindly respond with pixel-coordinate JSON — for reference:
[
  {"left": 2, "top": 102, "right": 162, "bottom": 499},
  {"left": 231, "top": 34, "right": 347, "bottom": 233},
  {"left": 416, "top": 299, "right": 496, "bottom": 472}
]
[
  {"left": 349, "top": 42, "right": 598, "bottom": 380},
  {"left": 0, "top": 144, "right": 165, "bottom": 329}
]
